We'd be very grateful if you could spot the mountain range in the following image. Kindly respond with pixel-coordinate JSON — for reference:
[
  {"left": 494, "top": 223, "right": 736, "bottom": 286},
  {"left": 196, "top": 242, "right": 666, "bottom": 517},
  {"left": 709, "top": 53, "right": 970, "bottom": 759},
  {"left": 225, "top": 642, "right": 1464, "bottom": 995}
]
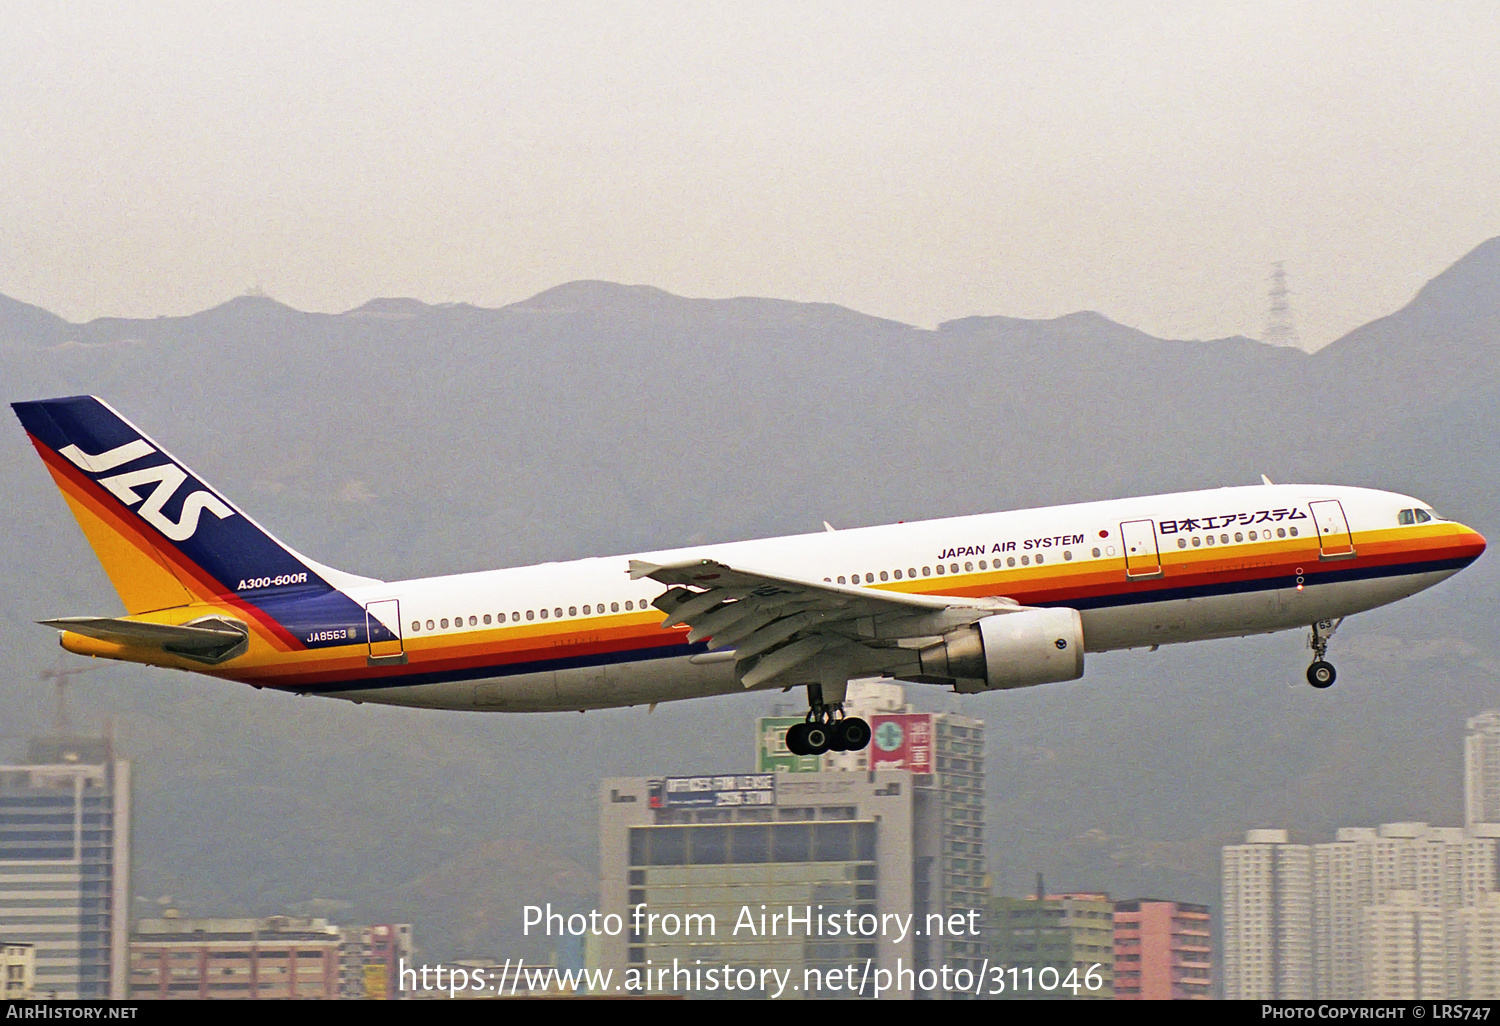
[{"left": 3, "top": 238, "right": 1498, "bottom": 958}]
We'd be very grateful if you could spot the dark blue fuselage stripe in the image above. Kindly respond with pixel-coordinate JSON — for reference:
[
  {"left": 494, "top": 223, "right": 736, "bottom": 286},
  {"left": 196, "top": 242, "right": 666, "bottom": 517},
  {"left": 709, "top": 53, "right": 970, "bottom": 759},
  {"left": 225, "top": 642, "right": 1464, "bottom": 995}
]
[
  {"left": 293, "top": 639, "right": 705, "bottom": 694},
  {"left": 289, "top": 553, "right": 1475, "bottom": 695},
  {"left": 1063, "top": 553, "right": 1475, "bottom": 610}
]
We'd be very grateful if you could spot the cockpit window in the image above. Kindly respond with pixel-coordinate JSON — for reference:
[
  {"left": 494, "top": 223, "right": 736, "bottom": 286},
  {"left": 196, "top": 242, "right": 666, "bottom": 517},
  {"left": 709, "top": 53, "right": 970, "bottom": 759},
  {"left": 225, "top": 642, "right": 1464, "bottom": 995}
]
[
  {"left": 1414, "top": 509, "right": 1432, "bottom": 523},
  {"left": 1398, "top": 509, "right": 1415, "bottom": 526}
]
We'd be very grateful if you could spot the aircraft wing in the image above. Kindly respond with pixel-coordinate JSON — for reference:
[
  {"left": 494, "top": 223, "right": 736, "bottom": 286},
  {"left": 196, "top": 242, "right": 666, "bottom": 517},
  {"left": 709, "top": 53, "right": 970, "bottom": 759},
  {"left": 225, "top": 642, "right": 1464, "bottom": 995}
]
[
  {"left": 630, "top": 558, "right": 1021, "bottom": 689},
  {"left": 41, "top": 616, "right": 248, "bottom": 663}
]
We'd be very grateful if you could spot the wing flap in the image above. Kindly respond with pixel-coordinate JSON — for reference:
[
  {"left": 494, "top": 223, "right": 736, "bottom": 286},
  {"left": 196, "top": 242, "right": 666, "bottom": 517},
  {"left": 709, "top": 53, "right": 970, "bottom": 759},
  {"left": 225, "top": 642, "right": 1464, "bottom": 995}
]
[
  {"left": 633, "top": 557, "right": 1024, "bottom": 689},
  {"left": 632, "top": 558, "right": 958, "bottom": 610}
]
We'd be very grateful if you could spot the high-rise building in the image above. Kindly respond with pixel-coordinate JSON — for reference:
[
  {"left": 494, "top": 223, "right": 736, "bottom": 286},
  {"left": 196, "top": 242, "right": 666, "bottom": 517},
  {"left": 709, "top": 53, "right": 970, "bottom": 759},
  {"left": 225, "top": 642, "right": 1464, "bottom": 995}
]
[
  {"left": 1222, "top": 829, "right": 1312, "bottom": 999},
  {"left": 596, "top": 685, "right": 986, "bottom": 998},
  {"left": 757, "top": 684, "right": 986, "bottom": 980},
  {"left": 919, "top": 711, "right": 986, "bottom": 976},
  {"left": 989, "top": 891, "right": 1115, "bottom": 999},
  {"left": 0, "top": 737, "right": 131, "bottom": 999},
  {"left": 598, "top": 769, "right": 919, "bottom": 997},
  {"left": 1466, "top": 711, "right": 1500, "bottom": 834},
  {"left": 1112, "top": 898, "right": 1211, "bottom": 999},
  {"left": 1357, "top": 891, "right": 1450, "bottom": 999},
  {"left": 1225, "top": 717, "right": 1500, "bottom": 999},
  {"left": 1454, "top": 892, "right": 1500, "bottom": 998},
  {"left": 1313, "top": 822, "right": 1494, "bottom": 998}
]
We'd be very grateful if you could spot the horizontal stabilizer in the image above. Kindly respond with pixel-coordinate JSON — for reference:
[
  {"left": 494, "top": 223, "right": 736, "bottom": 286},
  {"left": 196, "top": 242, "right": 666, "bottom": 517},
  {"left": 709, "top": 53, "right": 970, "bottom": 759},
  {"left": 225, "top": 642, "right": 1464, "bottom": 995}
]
[{"left": 41, "top": 615, "right": 248, "bottom": 664}]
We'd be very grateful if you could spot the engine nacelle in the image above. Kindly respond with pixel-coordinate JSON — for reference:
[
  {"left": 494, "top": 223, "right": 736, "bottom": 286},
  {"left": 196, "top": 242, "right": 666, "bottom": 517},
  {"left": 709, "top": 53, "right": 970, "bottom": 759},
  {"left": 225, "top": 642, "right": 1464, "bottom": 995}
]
[{"left": 917, "top": 607, "right": 1084, "bottom": 693}]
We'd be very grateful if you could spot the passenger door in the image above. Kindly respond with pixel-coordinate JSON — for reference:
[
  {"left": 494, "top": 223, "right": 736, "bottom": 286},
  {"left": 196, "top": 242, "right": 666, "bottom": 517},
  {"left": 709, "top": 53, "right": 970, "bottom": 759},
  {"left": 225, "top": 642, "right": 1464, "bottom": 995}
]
[
  {"left": 1120, "top": 519, "right": 1164, "bottom": 579},
  {"left": 365, "top": 599, "right": 407, "bottom": 665},
  {"left": 1309, "top": 500, "right": 1356, "bottom": 560}
]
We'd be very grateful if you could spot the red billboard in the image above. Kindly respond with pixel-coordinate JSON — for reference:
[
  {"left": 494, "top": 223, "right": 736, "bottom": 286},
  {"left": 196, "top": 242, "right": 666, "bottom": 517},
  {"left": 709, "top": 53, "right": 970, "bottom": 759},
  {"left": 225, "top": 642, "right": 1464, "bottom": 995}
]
[{"left": 868, "top": 713, "right": 933, "bottom": 773}]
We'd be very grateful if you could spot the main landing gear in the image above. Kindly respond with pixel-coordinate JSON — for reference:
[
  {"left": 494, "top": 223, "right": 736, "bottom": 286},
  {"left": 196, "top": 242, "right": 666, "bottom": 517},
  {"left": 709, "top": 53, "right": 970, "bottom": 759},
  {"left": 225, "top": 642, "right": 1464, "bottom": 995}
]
[
  {"left": 1306, "top": 618, "right": 1342, "bottom": 689},
  {"left": 785, "top": 683, "right": 871, "bottom": 756}
]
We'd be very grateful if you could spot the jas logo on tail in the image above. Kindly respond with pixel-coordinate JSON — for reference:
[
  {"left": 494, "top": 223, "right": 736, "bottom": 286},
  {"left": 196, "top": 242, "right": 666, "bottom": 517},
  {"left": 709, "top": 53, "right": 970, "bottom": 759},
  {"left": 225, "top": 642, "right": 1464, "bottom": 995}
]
[{"left": 61, "top": 440, "right": 234, "bottom": 542}]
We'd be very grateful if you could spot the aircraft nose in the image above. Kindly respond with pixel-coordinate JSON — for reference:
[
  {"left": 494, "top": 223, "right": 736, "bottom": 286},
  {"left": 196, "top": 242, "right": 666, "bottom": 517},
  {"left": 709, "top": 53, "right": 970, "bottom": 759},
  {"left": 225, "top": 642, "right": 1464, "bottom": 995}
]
[{"left": 1457, "top": 524, "right": 1487, "bottom": 563}]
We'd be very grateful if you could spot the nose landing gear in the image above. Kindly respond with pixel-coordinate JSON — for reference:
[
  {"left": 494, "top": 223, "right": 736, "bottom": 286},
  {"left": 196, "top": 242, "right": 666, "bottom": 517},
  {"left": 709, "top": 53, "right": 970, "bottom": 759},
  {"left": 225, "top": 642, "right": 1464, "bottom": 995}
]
[
  {"left": 785, "top": 684, "right": 871, "bottom": 756},
  {"left": 1306, "top": 618, "right": 1342, "bottom": 689}
]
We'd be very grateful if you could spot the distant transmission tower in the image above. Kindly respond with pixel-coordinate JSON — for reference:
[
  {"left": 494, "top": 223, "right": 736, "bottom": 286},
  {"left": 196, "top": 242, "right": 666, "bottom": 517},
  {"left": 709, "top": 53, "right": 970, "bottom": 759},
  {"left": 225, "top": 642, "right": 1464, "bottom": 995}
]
[{"left": 1263, "top": 261, "right": 1301, "bottom": 349}]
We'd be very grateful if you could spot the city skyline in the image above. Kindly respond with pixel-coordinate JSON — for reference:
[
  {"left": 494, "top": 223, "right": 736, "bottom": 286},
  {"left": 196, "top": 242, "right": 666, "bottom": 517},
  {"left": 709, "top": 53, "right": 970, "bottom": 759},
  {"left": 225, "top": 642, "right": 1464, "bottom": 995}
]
[{"left": 3, "top": 229, "right": 1497, "bottom": 969}]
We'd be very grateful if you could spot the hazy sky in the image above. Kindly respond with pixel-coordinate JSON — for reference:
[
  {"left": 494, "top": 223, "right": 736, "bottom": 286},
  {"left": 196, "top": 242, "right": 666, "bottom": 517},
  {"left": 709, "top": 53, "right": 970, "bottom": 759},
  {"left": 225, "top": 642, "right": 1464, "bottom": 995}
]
[{"left": 3, "top": 2, "right": 1498, "bottom": 348}]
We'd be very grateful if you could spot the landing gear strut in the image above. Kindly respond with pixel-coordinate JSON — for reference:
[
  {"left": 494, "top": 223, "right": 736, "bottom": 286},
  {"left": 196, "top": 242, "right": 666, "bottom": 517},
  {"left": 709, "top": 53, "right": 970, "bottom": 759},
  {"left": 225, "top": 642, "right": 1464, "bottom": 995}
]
[
  {"left": 785, "top": 683, "right": 871, "bottom": 756},
  {"left": 1306, "top": 618, "right": 1342, "bottom": 689}
]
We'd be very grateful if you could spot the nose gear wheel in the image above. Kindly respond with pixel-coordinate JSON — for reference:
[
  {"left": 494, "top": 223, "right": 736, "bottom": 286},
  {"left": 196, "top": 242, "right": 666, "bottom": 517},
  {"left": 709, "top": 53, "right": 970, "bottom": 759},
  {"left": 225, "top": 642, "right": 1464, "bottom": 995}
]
[{"left": 1305, "top": 618, "right": 1342, "bottom": 689}]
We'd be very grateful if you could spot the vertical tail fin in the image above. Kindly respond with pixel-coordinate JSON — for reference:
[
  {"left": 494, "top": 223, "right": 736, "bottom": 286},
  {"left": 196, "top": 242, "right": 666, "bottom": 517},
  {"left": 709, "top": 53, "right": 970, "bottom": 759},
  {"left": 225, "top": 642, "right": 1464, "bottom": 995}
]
[{"left": 13, "top": 396, "right": 376, "bottom": 614}]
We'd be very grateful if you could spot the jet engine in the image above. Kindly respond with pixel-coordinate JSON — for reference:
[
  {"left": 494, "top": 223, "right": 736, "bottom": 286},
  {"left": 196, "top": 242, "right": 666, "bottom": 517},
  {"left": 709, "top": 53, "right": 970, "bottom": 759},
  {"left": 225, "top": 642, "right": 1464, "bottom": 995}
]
[{"left": 916, "top": 607, "right": 1084, "bottom": 692}]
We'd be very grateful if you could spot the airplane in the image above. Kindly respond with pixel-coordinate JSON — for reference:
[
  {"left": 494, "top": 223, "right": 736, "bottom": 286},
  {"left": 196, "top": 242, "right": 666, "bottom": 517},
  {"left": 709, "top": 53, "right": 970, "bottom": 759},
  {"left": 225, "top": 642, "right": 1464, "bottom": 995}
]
[{"left": 12, "top": 395, "right": 1487, "bottom": 756}]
